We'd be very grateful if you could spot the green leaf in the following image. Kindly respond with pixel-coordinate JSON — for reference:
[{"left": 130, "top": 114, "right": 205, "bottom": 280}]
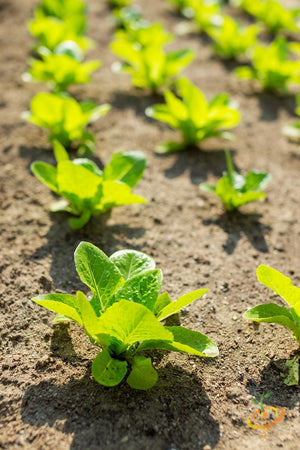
[
  {"left": 243, "top": 172, "right": 271, "bottom": 192},
  {"left": 176, "top": 77, "right": 208, "bottom": 125},
  {"left": 153, "top": 292, "right": 172, "bottom": 316},
  {"left": 68, "top": 209, "right": 92, "bottom": 230},
  {"left": 31, "top": 162, "right": 58, "bottom": 193},
  {"left": 145, "top": 104, "right": 178, "bottom": 129},
  {"left": 113, "top": 269, "right": 163, "bottom": 311},
  {"left": 96, "top": 180, "right": 146, "bottom": 212},
  {"left": 92, "top": 349, "right": 127, "bottom": 387},
  {"left": 103, "top": 151, "right": 146, "bottom": 188},
  {"left": 76, "top": 291, "right": 99, "bottom": 338},
  {"left": 257, "top": 265, "right": 300, "bottom": 307},
  {"left": 127, "top": 355, "right": 158, "bottom": 390},
  {"left": 68, "top": 210, "right": 91, "bottom": 230},
  {"left": 53, "top": 140, "right": 69, "bottom": 162},
  {"left": 32, "top": 293, "right": 82, "bottom": 325},
  {"left": 157, "top": 288, "right": 209, "bottom": 321},
  {"left": 110, "top": 249, "right": 156, "bottom": 281},
  {"left": 72, "top": 158, "right": 103, "bottom": 176},
  {"left": 235, "top": 66, "right": 254, "bottom": 80},
  {"left": 74, "top": 242, "right": 124, "bottom": 315},
  {"left": 94, "top": 300, "right": 173, "bottom": 353},
  {"left": 199, "top": 182, "right": 216, "bottom": 194},
  {"left": 57, "top": 161, "right": 101, "bottom": 209},
  {"left": 138, "top": 326, "right": 219, "bottom": 357},
  {"left": 243, "top": 303, "right": 300, "bottom": 343}
]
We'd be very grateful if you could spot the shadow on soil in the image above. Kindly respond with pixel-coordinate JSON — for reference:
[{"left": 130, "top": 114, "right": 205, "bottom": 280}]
[
  {"left": 244, "top": 91, "right": 296, "bottom": 122},
  {"left": 110, "top": 90, "right": 164, "bottom": 118},
  {"left": 246, "top": 352, "right": 300, "bottom": 411},
  {"left": 161, "top": 147, "right": 231, "bottom": 184},
  {"left": 30, "top": 218, "right": 145, "bottom": 291},
  {"left": 203, "top": 211, "right": 271, "bottom": 254},
  {"left": 21, "top": 328, "right": 221, "bottom": 449}
]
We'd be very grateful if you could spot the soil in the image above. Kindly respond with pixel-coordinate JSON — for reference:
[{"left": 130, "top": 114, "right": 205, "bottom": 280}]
[{"left": 1, "top": 0, "right": 300, "bottom": 449}]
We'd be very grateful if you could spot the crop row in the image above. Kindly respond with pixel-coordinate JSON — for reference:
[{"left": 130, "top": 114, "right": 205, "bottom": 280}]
[{"left": 21, "top": 0, "right": 300, "bottom": 389}]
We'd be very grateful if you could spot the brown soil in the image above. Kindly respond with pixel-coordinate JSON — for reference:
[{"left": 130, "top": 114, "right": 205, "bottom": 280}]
[{"left": 1, "top": 0, "right": 300, "bottom": 449}]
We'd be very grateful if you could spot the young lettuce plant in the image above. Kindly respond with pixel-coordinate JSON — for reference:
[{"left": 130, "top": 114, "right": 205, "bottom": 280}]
[
  {"left": 231, "top": 0, "right": 300, "bottom": 34},
  {"left": 244, "top": 265, "right": 300, "bottom": 385},
  {"left": 110, "top": 23, "right": 194, "bottom": 92},
  {"left": 35, "top": 0, "right": 87, "bottom": 34},
  {"left": 23, "top": 54, "right": 101, "bottom": 93},
  {"left": 200, "top": 150, "right": 271, "bottom": 211},
  {"left": 244, "top": 265, "right": 300, "bottom": 344},
  {"left": 283, "top": 94, "right": 300, "bottom": 142},
  {"left": 32, "top": 241, "right": 219, "bottom": 389},
  {"left": 28, "top": 14, "right": 94, "bottom": 55},
  {"left": 206, "top": 15, "right": 261, "bottom": 60},
  {"left": 22, "top": 92, "right": 110, "bottom": 154},
  {"left": 145, "top": 77, "right": 240, "bottom": 153},
  {"left": 186, "top": 0, "right": 223, "bottom": 33},
  {"left": 112, "top": 6, "right": 146, "bottom": 31},
  {"left": 235, "top": 37, "right": 300, "bottom": 94},
  {"left": 31, "top": 141, "right": 146, "bottom": 229}
]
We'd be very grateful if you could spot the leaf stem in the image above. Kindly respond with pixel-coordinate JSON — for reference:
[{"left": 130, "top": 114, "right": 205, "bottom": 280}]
[{"left": 225, "top": 150, "right": 234, "bottom": 184}]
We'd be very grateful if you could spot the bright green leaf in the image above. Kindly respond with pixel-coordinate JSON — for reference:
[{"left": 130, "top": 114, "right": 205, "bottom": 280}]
[
  {"left": 110, "top": 249, "right": 156, "bottom": 281},
  {"left": 92, "top": 349, "right": 127, "bottom": 387},
  {"left": 157, "top": 288, "right": 209, "bottom": 320},
  {"left": 74, "top": 242, "right": 124, "bottom": 315},
  {"left": 127, "top": 355, "right": 158, "bottom": 390},
  {"left": 33, "top": 293, "right": 82, "bottom": 325},
  {"left": 113, "top": 270, "right": 163, "bottom": 311}
]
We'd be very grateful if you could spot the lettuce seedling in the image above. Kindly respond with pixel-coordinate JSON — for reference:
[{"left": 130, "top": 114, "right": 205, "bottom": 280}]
[
  {"left": 28, "top": 14, "right": 94, "bottom": 55},
  {"left": 23, "top": 54, "right": 101, "bottom": 93},
  {"left": 32, "top": 242, "right": 218, "bottom": 389},
  {"left": 207, "top": 15, "right": 261, "bottom": 60},
  {"left": 235, "top": 37, "right": 300, "bottom": 94},
  {"left": 283, "top": 94, "right": 300, "bottom": 142},
  {"left": 145, "top": 78, "right": 240, "bottom": 153},
  {"left": 231, "top": 0, "right": 300, "bottom": 34},
  {"left": 200, "top": 150, "right": 270, "bottom": 211},
  {"left": 31, "top": 141, "right": 146, "bottom": 229},
  {"left": 112, "top": 6, "right": 146, "bottom": 31},
  {"left": 35, "top": 0, "right": 86, "bottom": 34},
  {"left": 110, "top": 24, "right": 194, "bottom": 92},
  {"left": 23, "top": 93, "right": 110, "bottom": 154},
  {"left": 244, "top": 265, "right": 300, "bottom": 345},
  {"left": 186, "top": 0, "right": 223, "bottom": 32}
]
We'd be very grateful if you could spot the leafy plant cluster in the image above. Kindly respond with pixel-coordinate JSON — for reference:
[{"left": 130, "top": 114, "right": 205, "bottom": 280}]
[
  {"left": 21, "top": 1, "right": 300, "bottom": 391},
  {"left": 200, "top": 150, "right": 270, "bottom": 211},
  {"left": 110, "top": 14, "right": 195, "bottom": 92},
  {"left": 33, "top": 242, "right": 219, "bottom": 389},
  {"left": 231, "top": 0, "right": 300, "bottom": 35},
  {"left": 31, "top": 141, "right": 146, "bottom": 229},
  {"left": 24, "top": 0, "right": 109, "bottom": 154},
  {"left": 22, "top": 0, "right": 147, "bottom": 229},
  {"left": 167, "top": 0, "right": 300, "bottom": 94},
  {"left": 109, "top": 2, "right": 243, "bottom": 159}
]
